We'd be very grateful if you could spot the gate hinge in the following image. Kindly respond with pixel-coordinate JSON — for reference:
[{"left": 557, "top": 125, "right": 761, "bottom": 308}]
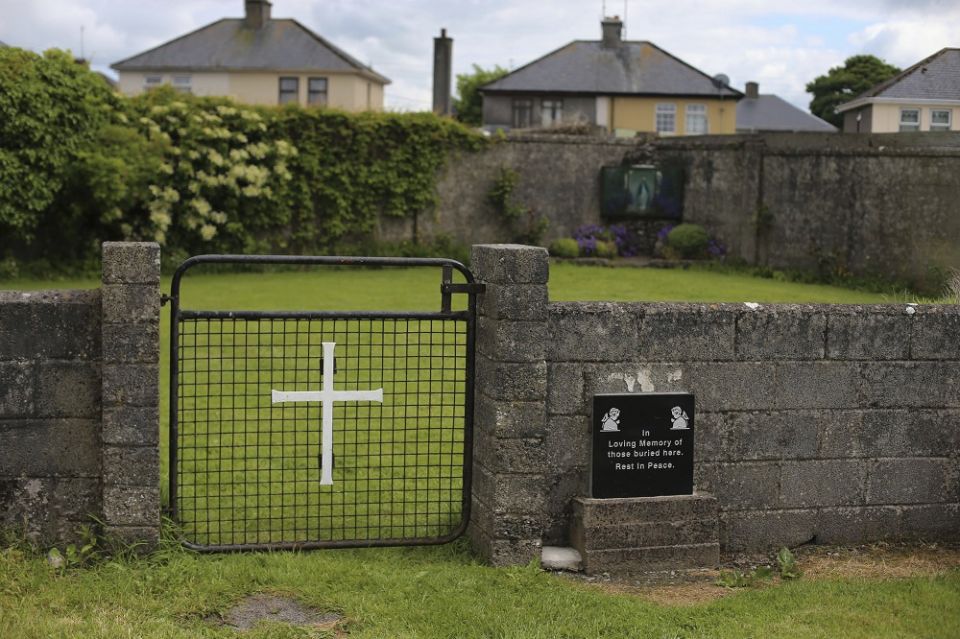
[{"left": 160, "top": 294, "right": 173, "bottom": 306}]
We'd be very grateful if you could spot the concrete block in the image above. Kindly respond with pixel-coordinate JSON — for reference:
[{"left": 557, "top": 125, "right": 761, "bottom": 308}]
[
  {"left": 580, "top": 543, "right": 720, "bottom": 574},
  {"left": 638, "top": 305, "right": 736, "bottom": 361},
  {"left": 548, "top": 304, "right": 640, "bottom": 362},
  {"left": 543, "top": 414, "right": 589, "bottom": 472},
  {"left": 476, "top": 357, "right": 546, "bottom": 402},
  {"left": 102, "top": 322, "right": 160, "bottom": 364},
  {"left": 103, "top": 485, "right": 160, "bottom": 527},
  {"left": 773, "top": 361, "right": 860, "bottom": 410},
  {"left": 0, "top": 291, "right": 100, "bottom": 360},
  {"left": 35, "top": 361, "right": 100, "bottom": 418},
  {"left": 737, "top": 308, "right": 826, "bottom": 360},
  {"left": 478, "top": 284, "right": 548, "bottom": 321},
  {"left": 475, "top": 396, "right": 546, "bottom": 439},
  {"left": 860, "top": 362, "right": 960, "bottom": 408},
  {"left": 911, "top": 309, "right": 960, "bottom": 360},
  {"left": 822, "top": 410, "right": 960, "bottom": 458},
  {"left": 101, "top": 285, "right": 160, "bottom": 324},
  {"left": 720, "top": 509, "right": 818, "bottom": 553},
  {"left": 102, "top": 363, "right": 159, "bottom": 407},
  {"left": 101, "top": 242, "right": 161, "bottom": 284},
  {"left": 547, "top": 364, "right": 585, "bottom": 415},
  {"left": 816, "top": 507, "right": 899, "bottom": 544},
  {"left": 467, "top": 522, "right": 542, "bottom": 566},
  {"left": 688, "top": 362, "right": 779, "bottom": 412},
  {"left": 722, "top": 410, "right": 820, "bottom": 461},
  {"left": 866, "top": 458, "right": 954, "bottom": 505},
  {"left": 779, "top": 460, "right": 866, "bottom": 508},
  {"left": 572, "top": 494, "right": 718, "bottom": 528},
  {"left": 544, "top": 469, "right": 588, "bottom": 545},
  {"left": 899, "top": 503, "right": 960, "bottom": 540},
  {"left": 471, "top": 244, "right": 549, "bottom": 285},
  {"left": 470, "top": 496, "right": 544, "bottom": 540},
  {"left": 574, "top": 519, "right": 719, "bottom": 551},
  {"left": 693, "top": 412, "right": 725, "bottom": 463},
  {"left": 102, "top": 446, "right": 160, "bottom": 487},
  {"left": 472, "top": 463, "right": 547, "bottom": 516},
  {"left": 0, "top": 419, "right": 100, "bottom": 477},
  {"left": 697, "top": 462, "right": 780, "bottom": 510},
  {"left": 827, "top": 312, "right": 911, "bottom": 360},
  {"left": 474, "top": 431, "right": 546, "bottom": 475},
  {"left": 0, "top": 362, "right": 34, "bottom": 418},
  {"left": 102, "top": 405, "right": 160, "bottom": 447},
  {"left": 477, "top": 317, "right": 546, "bottom": 362}
]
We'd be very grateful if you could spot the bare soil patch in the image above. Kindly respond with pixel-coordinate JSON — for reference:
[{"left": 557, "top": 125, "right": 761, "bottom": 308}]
[
  {"left": 208, "top": 593, "right": 344, "bottom": 633},
  {"left": 568, "top": 542, "right": 960, "bottom": 607}
]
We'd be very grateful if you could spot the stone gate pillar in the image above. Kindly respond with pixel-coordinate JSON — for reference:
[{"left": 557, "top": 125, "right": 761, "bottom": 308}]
[{"left": 469, "top": 244, "right": 550, "bottom": 565}]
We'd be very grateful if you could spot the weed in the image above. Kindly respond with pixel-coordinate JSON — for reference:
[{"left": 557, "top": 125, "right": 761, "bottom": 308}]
[{"left": 777, "top": 547, "right": 802, "bottom": 580}]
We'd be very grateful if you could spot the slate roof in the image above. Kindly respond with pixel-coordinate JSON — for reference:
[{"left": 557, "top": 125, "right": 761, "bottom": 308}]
[
  {"left": 482, "top": 40, "right": 741, "bottom": 97},
  {"left": 737, "top": 94, "right": 837, "bottom": 133},
  {"left": 837, "top": 48, "right": 960, "bottom": 112},
  {"left": 111, "top": 18, "right": 389, "bottom": 84}
]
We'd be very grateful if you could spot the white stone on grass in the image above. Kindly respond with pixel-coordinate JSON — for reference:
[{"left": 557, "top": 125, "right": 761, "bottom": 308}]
[{"left": 541, "top": 546, "right": 583, "bottom": 572}]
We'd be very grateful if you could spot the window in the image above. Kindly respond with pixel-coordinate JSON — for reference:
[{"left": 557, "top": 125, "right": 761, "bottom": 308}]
[
  {"left": 541, "top": 99, "right": 563, "bottom": 127},
  {"left": 931, "top": 109, "right": 952, "bottom": 131},
  {"left": 279, "top": 77, "right": 299, "bottom": 105},
  {"left": 512, "top": 99, "right": 533, "bottom": 128},
  {"left": 685, "top": 104, "right": 708, "bottom": 135},
  {"left": 172, "top": 75, "right": 192, "bottom": 94},
  {"left": 144, "top": 75, "right": 162, "bottom": 90},
  {"left": 899, "top": 108, "right": 920, "bottom": 132},
  {"left": 656, "top": 103, "right": 676, "bottom": 134},
  {"left": 308, "top": 77, "right": 328, "bottom": 106}
]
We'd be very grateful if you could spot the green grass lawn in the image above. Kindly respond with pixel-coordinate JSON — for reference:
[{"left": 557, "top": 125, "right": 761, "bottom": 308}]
[{"left": 4, "top": 265, "right": 953, "bottom": 638}]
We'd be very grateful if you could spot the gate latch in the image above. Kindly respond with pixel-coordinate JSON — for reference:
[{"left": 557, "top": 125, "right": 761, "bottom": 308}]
[{"left": 440, "top": 265, "right": 485, "bottom": 313}]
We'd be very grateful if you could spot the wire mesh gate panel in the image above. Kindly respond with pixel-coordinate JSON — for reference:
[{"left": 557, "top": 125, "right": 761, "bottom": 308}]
[{"left": 168, "top": 255, "right": 479, "bottom": 551}]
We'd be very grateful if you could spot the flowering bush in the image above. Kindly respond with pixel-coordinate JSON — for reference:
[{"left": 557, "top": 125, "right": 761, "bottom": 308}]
[{"left": 573, "top": 224, "right": 642, "bottom": 258}]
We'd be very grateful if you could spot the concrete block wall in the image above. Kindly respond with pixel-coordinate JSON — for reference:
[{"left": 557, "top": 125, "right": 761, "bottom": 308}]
[
  {"left": 470, "top": 244, "right": 960, "bottom": 563},
  {"left": 0, "top": 243, "right": 161, "bottom": 546}
]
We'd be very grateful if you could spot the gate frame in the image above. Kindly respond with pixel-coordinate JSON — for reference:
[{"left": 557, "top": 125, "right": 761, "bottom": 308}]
[{"left": 168, "top": 254, "right": 482, "bottom": 552}]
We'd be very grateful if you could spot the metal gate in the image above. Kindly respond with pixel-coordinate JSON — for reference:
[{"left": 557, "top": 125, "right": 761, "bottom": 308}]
[{"left": 168, "top": 255, "right": 481, "bottom": 551}]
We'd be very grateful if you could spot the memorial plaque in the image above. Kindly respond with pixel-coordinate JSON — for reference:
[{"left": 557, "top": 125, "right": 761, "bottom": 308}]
[{"left": 591, "top": 393, "right": 694, "bottom": 498}]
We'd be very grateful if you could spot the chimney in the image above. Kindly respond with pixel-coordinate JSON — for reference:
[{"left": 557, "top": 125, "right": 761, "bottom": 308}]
[
  {"left": 745, "top": 81, "right": 759, "bottom": 99},
  {"left": 432, "top": 28, "right": 453, "bottom": 116},
  {"left": 601, "top": 17, "right": 623, "bottom": 48},
  {"left": 245, "top": 0, "right": 272, "bottom": 29}
]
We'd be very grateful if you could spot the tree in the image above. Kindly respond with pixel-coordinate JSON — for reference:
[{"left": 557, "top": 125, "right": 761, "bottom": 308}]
[
  {"left": 452, "top": 64, "right": 508, "bottom": 127},
  {"left": 806, "top": 55, "right": 901, "bottom": 127}
]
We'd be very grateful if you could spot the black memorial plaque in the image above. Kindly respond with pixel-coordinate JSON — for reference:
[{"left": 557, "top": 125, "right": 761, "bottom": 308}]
[{"left": 591, "top": 393, "right": 694, "bottom": 498}]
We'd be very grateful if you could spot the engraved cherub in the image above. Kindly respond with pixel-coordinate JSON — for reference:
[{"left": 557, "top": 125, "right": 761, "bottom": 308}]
[
  {"left": 670, "top": 406, "right": 689, "bottom": 430},
  {"left": 601, "top": 407, "right": 621, "bottom": 432}
]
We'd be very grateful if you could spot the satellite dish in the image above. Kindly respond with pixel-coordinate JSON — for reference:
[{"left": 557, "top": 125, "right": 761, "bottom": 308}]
[{"left": 712, "top": 73, "right": 730, "bottom": 89}]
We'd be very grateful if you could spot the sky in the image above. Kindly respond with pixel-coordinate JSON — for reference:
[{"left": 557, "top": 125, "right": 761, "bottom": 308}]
[{"left": 1, "top": 0, "right": 957, "bottom": 112}]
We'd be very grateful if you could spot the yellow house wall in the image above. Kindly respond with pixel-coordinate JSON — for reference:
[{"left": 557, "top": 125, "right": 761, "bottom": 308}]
[
  {"left": 869, "top": 102, "right": 960, "bottom": 132},
  {"left": 117, "top": 70, "right": 385, "bottom": 111},
  {"left": 611, "top": 97, "right": 738, "bottom": 135}
]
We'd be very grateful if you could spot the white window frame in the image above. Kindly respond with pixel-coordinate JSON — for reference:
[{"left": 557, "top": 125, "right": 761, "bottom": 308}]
[
  {"left": 308, "top": 77, "right": 328, "bottom": 106},
  {"left": 899, "top": 108, "right": 920, "bottom": 132},
  {"left": 655, "top": 103, "right": 676, "bottom": 135},
  {"left": 685, "top": 103, "right": 708, "bottom": 135},
  {"left": 541, "top": 98, "right": 563, "bottom": 127},
  {"left": 172, "top": 75, "right": 192, "bottom": 94},
  {"left": 278, "top": 76, "right": 299, "bottom": 105},
  {"left": 930, "top": 108, "right": 952, "bottom": 131},
  {"left": 144, "top": 75, "right": 163, "bottom": 90}
]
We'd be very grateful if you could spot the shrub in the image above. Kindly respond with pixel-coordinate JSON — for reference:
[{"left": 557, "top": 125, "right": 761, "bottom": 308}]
[
  {"left": 549, "top": 237, "right": 580, "bottom": 258},
  {"left": 595, "top": 240, "right": 618, "bottom": 259},
  {"left": 666, "top": 223, "right": 710, "bottom": 259}
]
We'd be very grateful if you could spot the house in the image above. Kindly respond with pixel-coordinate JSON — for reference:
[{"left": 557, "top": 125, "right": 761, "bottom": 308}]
[
  {"left": 480, "top": 17, "right": 742, "bottom": 136},
  {"left": 111, "top": 0, "right": 389, "bottom": 111},
  {"left": 737, "top": 82, "right": 837, "bottom": 133},
  {"left": 836, "top": 48, "right": 960, "bottom": 133}
]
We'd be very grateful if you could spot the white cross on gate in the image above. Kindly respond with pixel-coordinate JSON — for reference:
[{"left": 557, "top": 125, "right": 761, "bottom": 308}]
[{"left": 271, "top": 341, "right": 384, "bottom": 486}]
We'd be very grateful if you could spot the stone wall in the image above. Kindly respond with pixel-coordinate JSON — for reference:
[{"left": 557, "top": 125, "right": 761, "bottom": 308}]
[
  {"left": 396, "top": 133, "right": 960, "bottom": 289},
  {"left": 0, "top": 243, "right": 161, "bottom": 546},
  {"left": 470, "top": 244, "right": 960, "bottom": 565}
]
